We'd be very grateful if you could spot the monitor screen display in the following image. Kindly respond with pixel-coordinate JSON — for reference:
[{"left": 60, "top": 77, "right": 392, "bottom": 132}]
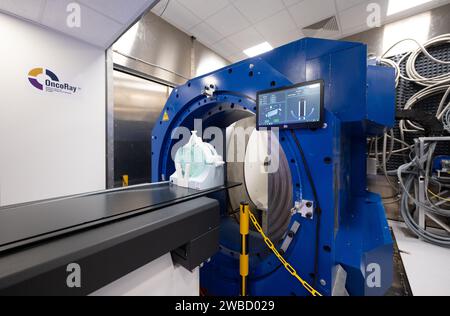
[{"left": 257, "top": 80, "right": 324, "bottom": 129}]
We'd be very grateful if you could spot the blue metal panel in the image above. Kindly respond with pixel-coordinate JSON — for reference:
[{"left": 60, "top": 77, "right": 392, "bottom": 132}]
[
  {"left": 335, "top": 193, "right": 393, "bottom": 296},
  {"left": 367, "top": 65, "right": 396, "bottom": 134},
  {"left": 328, "top": 44, "right": 368, "bottom": 122},
  {"left": 151, "top": 37, "right": 395, "bottom": 296}
]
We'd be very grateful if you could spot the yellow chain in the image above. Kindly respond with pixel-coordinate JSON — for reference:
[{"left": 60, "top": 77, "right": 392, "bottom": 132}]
[{"left": 248, "top": 211, "right": 323, "bottom": 297}]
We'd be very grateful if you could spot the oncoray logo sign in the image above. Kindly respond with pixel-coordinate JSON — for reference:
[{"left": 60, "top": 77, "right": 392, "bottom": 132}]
[{"left": 28, "top": 68, "right": 79, "bottom": 94}]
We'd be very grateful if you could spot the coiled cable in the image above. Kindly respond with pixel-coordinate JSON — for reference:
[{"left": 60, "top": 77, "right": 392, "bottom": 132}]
[
  {"left": 381, "top": 34, "right": 450, "bottom": 87},
  {"left": 373, "top": 34, "right": 450, "bottom": 180},
  {"left": 444, "top": 108, "right": 450, "bottom": 133},
  {"left": 397, "top": 142, "right": 450, "bottom": 247}
]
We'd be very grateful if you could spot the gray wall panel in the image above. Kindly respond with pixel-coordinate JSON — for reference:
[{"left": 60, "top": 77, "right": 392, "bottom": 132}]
[{"left": 113, "top": 11, "right": 229, "bottom": 85}]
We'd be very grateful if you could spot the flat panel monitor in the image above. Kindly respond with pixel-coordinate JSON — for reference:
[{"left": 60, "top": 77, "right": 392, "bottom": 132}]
[{"left": 257, "top": 80, "right": 324, "bottom": 129}]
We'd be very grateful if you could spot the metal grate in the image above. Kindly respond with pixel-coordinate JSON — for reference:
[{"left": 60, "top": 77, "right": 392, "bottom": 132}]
[
  {"left": 303, "top": 16, "right": 339, "bottom": 32},
  {"left": 381, "top": 43, "right": 450, "bottom": 170}
]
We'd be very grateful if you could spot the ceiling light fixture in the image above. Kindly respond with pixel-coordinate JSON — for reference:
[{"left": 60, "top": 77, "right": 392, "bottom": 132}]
[
  {"left": 387, "top": 0, "right": 433, "bottom": 16},
  {"left": 243, "top": 42, "right": 273, "bottom": 57}
]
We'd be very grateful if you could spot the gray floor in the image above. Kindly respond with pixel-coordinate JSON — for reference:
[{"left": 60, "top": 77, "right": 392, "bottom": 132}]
[
  {"left": 390, "top": 220, "right": 450, "bottom": 296},
  {"left": 386, "top": 228, "right": 412, "bottom": 296}
]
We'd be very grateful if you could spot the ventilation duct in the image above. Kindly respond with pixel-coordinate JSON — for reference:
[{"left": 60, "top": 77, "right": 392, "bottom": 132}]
[{"left": 302, "top": 16, "right": 340, "bottom": 37}]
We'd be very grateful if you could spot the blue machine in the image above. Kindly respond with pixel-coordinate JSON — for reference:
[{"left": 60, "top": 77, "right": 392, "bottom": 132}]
[{"left": 152, "top": 38, "right": 395, "bottom": 296}]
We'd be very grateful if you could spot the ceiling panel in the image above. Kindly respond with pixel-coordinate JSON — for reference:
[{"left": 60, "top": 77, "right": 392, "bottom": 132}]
[
  {"left": 205, "top": 4, "right": 250, "bottom": 37},
  {"left": 228, "top": 52, "right": 247, "bottom": 63},
  {"left": 289, "top": 0, "right": 337, "bottom": 28},
  {"left": 211, "top": 38, "right": 241, "bottom": 59},
  {"left": 42, "top": 0, "right": 123, "bottom": 48},
  {"left": 335, "top": 0, "right": 368, "bottom": 11},
  {"left": 151, "top": 0, "right": 169, "bottom": 15},
  {"left": 339, "top": 1, "right": 378, "bottom": 36},
  {"left": 0, "top": 0, "right": 45, "bottom": 21},
  {"left": 162, "top": 0, "right": 201, "bottom": 30},
  {"left": 78, "top": 0, "right": 151, "bottom": 24},
  {"left": 177, "top": 0, "right": 229, "bottom": 20},
  {"left": 190, "top": 22, "right": 223, "bottom": 45},
  {"left": 0, "top": 0, "right": 157, "bottom": 48},
  {"left": 266, "top": 28, "right": 304, "bottom": 48},
  {"left": 254, "top": 9, "right": 297, "bottom": 40},
  {"left": 228, "top": 27, "right": 264, "bottom": 50},
  {"left": 152, "top": 0, "right": 450, "bottom": 63},
  {"left": 339, "top": 0, "right": 450, "bottom": 37},
  {"left": 232, "top": 0, "right": 285, "bottom": 23},
  {"left": 282, "top": 0, "right": 302, "bottom": 7}
]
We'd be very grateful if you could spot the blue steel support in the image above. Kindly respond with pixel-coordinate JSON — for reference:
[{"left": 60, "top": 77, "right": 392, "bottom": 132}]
[{"left": 152, "top": 38, "right": 395, "bottom": 296}]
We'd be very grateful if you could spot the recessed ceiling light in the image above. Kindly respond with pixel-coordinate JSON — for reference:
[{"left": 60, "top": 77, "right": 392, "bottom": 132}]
[
  {"left": 387, "top": 0, "right": 433, "bottom": 16},
  {"left": 243, "top": 42, "right": 273, "bottom": 57}
]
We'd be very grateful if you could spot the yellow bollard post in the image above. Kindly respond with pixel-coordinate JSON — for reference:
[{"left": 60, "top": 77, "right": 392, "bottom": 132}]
[
  {"left": 240, "top": 202, "right": 249, "bottom": 296},
  {"left": 122, "top": 175, "right": 129, "bottom": 187}
]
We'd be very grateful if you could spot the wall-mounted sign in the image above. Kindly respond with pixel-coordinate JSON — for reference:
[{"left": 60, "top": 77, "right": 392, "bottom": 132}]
[{"left": 28, "top": 67, "right": 80, "bottom": 94}]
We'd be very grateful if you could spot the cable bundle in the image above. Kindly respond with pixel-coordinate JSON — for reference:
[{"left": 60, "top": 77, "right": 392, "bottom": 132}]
[
  {"left": 445, "top": 109, "right": 450, "bottom": 133},
  {"left": 372, "top": 35, "right": 450, "bottom": 246},
  {"left": 381, "top": 35, "right": 450, "bottom": 132},
  {"left": 397, "top": 142, "right": 450, "bottom": 247},
  {"left": 373, "top": 34, "right": 450, "bottom": 170}
]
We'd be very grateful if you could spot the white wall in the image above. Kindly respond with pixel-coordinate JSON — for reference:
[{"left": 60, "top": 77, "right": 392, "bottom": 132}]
[{"left": 0, "top": 12, "right": 106, "bottom": 206}]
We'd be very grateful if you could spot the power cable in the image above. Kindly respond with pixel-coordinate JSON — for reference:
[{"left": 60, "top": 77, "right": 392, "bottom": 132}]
[{"left": 290, "top": 130, "right": 322, "bottom": 286}]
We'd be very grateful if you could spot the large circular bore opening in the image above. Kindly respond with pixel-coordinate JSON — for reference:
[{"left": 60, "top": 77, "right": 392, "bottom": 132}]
[
  {"left": 165, "top": 97, "right": 294, "bottom": 261},
  {"left": 226, "top": 116, "right": 293, "bottom": 245}
]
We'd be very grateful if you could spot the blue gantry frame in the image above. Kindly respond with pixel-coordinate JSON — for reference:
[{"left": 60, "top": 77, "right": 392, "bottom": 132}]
[{"left": 152, "top": 38, "right": 396, "bottom": 296}]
